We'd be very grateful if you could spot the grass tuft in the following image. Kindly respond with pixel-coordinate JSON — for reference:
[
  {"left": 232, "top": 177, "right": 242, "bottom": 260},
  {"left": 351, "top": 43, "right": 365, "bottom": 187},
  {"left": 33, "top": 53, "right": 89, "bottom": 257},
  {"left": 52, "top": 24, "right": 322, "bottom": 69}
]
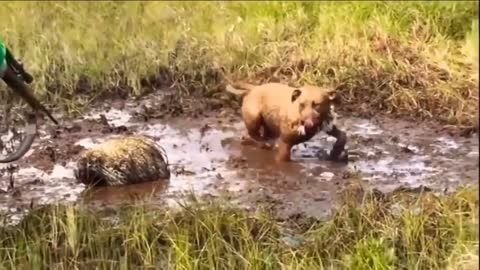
[{"left": 0, "top": 185, "right": 477, "bottom": 269}]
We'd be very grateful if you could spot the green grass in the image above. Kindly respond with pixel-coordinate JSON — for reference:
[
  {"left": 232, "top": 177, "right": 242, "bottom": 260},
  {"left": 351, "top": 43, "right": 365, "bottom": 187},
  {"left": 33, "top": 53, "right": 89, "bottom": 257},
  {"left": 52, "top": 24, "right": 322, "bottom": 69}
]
[
  {"left": 0, "top": 185, "right": 477, "bottom": 269},
  {"left": 0, "top": 1, "right": 478, "bottom": 125}
]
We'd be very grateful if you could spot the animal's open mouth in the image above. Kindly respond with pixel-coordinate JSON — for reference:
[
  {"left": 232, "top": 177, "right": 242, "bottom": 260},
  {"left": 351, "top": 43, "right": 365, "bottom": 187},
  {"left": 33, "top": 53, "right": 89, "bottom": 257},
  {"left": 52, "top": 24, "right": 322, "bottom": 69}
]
[{"left": 300, "top": 119, "right": 315, "bottom": 128}]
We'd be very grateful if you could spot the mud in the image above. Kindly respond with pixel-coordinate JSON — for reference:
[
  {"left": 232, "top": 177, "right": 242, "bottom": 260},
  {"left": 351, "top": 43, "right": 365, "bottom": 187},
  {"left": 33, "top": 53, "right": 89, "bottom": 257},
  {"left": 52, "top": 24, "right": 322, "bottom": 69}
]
[{"left": 0, "top": 91, "right": 478, "bottom": 223}]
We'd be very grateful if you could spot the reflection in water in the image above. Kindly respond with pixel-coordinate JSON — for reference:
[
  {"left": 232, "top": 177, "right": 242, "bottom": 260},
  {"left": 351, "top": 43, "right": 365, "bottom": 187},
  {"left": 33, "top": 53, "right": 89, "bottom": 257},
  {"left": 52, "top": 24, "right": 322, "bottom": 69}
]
[{"left": 81, "top": 179, "right": 169, "bottom": 205}]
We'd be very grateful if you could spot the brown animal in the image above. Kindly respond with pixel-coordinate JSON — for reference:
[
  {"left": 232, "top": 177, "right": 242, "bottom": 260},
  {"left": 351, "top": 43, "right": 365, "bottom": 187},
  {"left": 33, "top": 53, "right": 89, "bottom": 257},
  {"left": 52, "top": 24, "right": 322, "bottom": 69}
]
[{"left": 226, "top": 82, "right": 347, "bottom": 162}]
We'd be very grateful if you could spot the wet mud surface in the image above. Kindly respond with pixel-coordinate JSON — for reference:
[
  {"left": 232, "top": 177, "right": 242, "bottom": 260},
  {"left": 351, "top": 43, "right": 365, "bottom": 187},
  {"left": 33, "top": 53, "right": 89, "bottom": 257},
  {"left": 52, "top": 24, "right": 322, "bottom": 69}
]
[{"left": 0, "top": 92, "right": 478, "bottom": 222}]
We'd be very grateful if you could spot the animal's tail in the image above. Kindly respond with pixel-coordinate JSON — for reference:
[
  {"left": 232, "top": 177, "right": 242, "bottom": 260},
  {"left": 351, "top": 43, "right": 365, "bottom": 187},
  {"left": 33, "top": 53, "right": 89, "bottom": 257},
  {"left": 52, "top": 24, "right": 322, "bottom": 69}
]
[{"left": 225, "top": 81, "right": 256, "bottom": 96}]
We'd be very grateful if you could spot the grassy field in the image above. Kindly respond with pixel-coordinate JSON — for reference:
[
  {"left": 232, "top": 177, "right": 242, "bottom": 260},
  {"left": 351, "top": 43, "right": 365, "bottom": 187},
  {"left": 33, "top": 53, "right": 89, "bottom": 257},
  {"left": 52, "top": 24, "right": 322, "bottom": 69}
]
[
  {"left": 0, "top": 185, "right": 477, "bottom": 269},
  {"left": 0, "top": 2, "right": 478, "bottom": 269},
  {"left": 0, "top": 1, "right": 478, "bottom": 126}
]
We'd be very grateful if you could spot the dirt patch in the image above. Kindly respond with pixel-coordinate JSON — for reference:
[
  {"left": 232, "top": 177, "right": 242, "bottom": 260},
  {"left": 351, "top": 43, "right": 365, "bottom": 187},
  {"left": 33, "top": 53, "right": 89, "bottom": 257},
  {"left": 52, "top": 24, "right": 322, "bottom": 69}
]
[{"left": 0, "top": 91, "right": 477, "bottom": 223}]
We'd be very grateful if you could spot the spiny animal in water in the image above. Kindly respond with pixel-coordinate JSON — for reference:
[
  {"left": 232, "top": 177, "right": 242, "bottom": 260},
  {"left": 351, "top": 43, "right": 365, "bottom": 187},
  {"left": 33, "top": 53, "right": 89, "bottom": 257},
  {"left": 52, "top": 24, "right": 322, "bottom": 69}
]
[{"left": 75, "top": 135, "right": 170, "bottom": 187}]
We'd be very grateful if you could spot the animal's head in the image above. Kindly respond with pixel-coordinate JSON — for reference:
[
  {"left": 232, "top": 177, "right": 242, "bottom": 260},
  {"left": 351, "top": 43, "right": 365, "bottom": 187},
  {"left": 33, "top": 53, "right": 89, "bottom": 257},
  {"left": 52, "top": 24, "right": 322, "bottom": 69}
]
[{"left": 290, "top": 85, "right": 337, "bottom": 128}]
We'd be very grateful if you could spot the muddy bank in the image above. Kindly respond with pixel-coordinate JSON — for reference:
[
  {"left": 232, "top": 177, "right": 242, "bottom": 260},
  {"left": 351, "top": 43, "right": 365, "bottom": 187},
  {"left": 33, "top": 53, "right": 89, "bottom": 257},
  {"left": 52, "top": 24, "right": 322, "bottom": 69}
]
[{"left": 0, "top": 91, "right": 478, "bottom": 223}]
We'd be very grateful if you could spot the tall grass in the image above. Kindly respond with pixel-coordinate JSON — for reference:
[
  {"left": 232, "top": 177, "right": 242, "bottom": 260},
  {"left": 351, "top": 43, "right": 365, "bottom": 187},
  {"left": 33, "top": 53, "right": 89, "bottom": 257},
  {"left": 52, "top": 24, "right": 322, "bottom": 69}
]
[
  {"left": 0, "top": 1, "right": 478, "bottom": 125},
  {"left": 0, "top": 185, "right": 477, "bottom": 269}
]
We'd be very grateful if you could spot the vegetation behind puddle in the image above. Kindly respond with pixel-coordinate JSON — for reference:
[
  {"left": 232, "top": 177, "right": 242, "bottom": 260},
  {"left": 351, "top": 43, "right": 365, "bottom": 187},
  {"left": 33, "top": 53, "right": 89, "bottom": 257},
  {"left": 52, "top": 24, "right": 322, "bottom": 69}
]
[
  {"left": 0, "top": 1, "right": 478, "bottom": 125},
  {"left": 0, "top": 186, "right": 477, "bottom": 269}
]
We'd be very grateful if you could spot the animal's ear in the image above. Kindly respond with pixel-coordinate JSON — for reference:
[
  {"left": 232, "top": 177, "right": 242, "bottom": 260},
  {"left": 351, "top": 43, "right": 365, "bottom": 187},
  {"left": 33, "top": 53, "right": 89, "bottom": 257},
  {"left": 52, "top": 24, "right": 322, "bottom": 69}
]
[{"left": 291, "top": 89, "right": 302, "bottom": 103}]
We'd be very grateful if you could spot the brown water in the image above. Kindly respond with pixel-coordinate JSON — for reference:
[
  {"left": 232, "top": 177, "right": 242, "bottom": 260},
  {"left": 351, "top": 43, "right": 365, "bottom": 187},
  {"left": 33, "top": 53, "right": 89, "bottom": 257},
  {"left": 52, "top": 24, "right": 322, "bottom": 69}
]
[{"left": 0, "top": 97, "right": 478, "bottom": 223}]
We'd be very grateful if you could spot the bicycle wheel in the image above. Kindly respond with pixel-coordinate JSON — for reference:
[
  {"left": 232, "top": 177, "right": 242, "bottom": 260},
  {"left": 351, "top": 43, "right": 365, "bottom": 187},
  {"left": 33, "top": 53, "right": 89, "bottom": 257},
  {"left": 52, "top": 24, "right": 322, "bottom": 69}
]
[{"left": 0, "top": 91, "right": 38, "bottom": 163}]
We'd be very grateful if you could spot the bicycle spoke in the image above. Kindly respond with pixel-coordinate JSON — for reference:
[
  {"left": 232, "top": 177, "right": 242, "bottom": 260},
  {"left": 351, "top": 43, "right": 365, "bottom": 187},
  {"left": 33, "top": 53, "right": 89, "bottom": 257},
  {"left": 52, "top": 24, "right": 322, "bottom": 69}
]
[{"left": 0, "top": 98, "right": 36, "bottom": 163}]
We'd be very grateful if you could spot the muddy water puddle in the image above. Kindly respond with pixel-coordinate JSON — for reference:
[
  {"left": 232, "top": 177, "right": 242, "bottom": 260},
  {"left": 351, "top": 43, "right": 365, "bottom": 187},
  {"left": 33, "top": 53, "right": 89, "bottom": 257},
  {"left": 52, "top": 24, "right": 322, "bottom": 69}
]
[{"left": 0, "top": 105, "right": 478, "bottom": 222}]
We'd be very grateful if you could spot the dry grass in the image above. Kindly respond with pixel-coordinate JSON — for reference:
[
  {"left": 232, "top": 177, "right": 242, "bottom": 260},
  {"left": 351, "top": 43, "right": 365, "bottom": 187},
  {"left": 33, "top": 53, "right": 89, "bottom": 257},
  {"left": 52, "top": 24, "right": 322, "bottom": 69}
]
[{"left": 0, "top": 1, "right": 477, "bottom": 126}]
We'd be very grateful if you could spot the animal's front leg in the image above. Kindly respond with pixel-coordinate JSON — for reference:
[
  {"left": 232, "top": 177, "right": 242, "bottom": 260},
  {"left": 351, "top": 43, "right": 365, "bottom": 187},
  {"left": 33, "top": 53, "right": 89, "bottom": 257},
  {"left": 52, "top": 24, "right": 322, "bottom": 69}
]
[
  {"left": 326, "top": 125, "right": 348, "bottom": 162},
  {"left": 275, "top": 140, "right": 293, "bottom": 162},
  {"left": 241, "top": 116, "right": 273, "bottom": 149}
]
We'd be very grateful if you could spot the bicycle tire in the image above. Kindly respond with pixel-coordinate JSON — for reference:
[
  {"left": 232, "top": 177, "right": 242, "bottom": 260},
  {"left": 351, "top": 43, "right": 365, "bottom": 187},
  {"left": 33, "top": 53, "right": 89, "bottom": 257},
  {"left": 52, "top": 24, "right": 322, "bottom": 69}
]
[{"left": 0, "top": 110, "right": 38, "bottom": 163}]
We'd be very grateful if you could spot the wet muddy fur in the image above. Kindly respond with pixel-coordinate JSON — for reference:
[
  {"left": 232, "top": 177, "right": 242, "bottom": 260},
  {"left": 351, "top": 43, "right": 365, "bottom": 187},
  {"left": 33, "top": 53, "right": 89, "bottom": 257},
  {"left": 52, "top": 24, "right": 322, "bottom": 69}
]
[
  {"left": 227, "top": 82, "right": 348, "bottom": 163},
  {"left": 74, "top": 136, "right": 170, "bottom": 187}
]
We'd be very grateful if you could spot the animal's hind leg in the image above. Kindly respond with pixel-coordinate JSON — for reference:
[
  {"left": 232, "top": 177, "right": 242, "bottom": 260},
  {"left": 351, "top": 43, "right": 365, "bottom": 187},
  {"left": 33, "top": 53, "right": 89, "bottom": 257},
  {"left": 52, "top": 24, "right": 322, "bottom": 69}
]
[
  {"left": 241, "top": 114, "right": 273, "bottom": 149},
  {"left": 258, "top": 124, "right": 276, "bottom": 150},
  {"left": 247, "top": 119, "right": 264, "bottom": 141}
]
